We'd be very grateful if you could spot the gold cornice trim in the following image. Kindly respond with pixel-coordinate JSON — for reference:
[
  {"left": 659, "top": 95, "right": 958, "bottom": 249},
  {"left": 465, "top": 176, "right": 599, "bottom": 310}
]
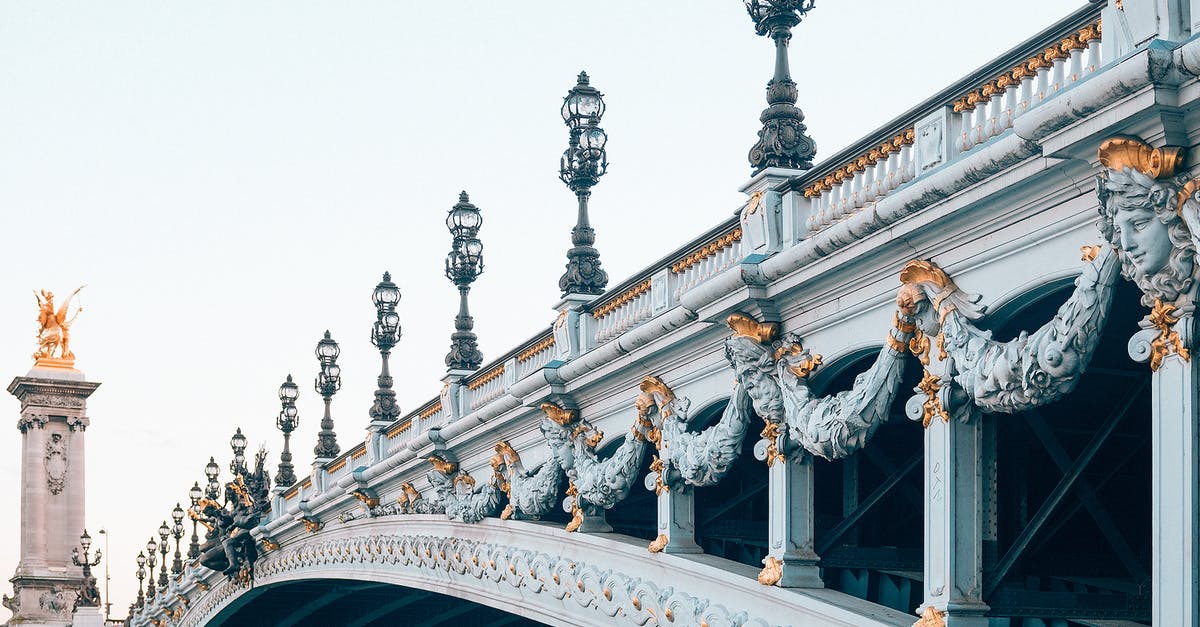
[
  {"left": 349, "top": 446, "right": 366, "bottom": 460},
  {"left": 516, "top": 335, "right": 556, "bottom": 362},
  {"left": 466, "top": 365, "right": 505, "bottom": 391},
  {"left": 417, "top": 402, "right": 442, "bottom": 420},
  {"left": 326, "top": 457, "right": 348, "bottom": 473},
  {"left": 592, "top": 279, "right": 653, "bottom": 319},
  {"left": 803, "top": 129, "right": 914, "bottom": 198},
  {"left": 283, "top": 486, "right": 299, "bottom": 500},
  {"left": 386, "top": 421, "right": 412, "bottom": 439},
  {"left": 669, "top": 228, "right": 742, "bottom": 273}
]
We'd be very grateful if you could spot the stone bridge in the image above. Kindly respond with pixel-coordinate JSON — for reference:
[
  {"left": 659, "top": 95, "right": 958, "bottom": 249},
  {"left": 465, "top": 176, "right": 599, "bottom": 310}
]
[{"left": 134, "top": 2, "right": 1200, "bottom": 626}]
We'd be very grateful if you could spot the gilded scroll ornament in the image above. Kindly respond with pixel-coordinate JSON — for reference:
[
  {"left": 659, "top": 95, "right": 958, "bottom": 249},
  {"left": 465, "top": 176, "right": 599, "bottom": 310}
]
[
  {"left": 916, "top": 371, "right": 949, "bottom": 428},
  {"left": 1097, "top": 137, "right": 1184, "bottom": 180},
  {"left": 1148, "top": 299, "right": 1191, "bottom": 371},
  {"left": 913, "top": 606, "right": 947, "bottom": 627},
  {"left": 540, "top": 402, "right": 577, "bottom": 426},
  {"left": 1081, "top": 244, "right": 1101, "bottom": 262},
  {"left": 757, "top": 556, "right": 783, "bottom": 586},
  {"left": 647, "top": 534, "right": 668, "bottom": 553},
  {"left": 726, "top": 313, "right": 778, "bottom": 344},
  {"left": 33, "top": 286, "right": 85, "bottom": 364}
]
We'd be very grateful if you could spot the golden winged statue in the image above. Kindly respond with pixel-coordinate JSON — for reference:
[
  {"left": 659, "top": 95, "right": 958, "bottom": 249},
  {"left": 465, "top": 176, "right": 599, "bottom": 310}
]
[{"left": 33, "top": 286, "right": 85, "bottom": 363}]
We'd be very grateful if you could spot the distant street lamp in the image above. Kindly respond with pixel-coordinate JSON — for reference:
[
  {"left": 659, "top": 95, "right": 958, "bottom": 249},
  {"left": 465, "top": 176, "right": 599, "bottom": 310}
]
[
  {"left": 743, "top": 0, "right": 817, "bottom": 172},
  {"left": 204, "top": 457, "right": 221, "bottom": 500},
  {"left": 444, "top": 192, "right": 484, "bottom": 370},
  {"left": 156, "top": 522, "right": 169, "bottom": 589},
  {"left": 275, "top": 375, "right": 299, "bottom": 486},
  {"left": 369, "top": 273, "right": 402, "bottom": 423},
  {"left": 143, "top": 538, "right": 156, "bottom": 602},
  {"left": 187, "top": 482, "right": 203, "bottom": 559},
  {"left": 97, "top": 528, "right": 111, "bottom": 619},
  {"left": 229, "top": 428, "right": 248, "bottom": 476},
  {"left": 170, "top": 504, "right": 185, "bottom": 575},
  {"left": 135, "top": 552, "right": 146, "bottom": 608},
  {"left": 313, "top": 331, "right": 342, "bottom": 459},
  {"left": 558, "top": 72, "right": 610, "bottom": 297}
]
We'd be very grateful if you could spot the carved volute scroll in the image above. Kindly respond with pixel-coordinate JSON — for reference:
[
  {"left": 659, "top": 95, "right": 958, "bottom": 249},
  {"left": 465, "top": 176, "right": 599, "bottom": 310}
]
[
  {"left": 490, "top": 439, "right": 560, "bottom": 521},
  {"left": 44, "top": 433, "right": 67, "bottom": 495},
  {"left": 724, "top": 312, "right": 913, "bottom": 460}
]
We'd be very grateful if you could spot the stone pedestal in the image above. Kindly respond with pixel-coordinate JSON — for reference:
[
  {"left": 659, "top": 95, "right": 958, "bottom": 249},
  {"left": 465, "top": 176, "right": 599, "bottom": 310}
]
[
  {"left": 69, "top": 606, "right": 103, "bottom": 627},
  {"left": 5, "top": 363, "right": 100, "bottom": 627},
  {"left": 654, "top": 486, "right": 700, "bottom": 554}
]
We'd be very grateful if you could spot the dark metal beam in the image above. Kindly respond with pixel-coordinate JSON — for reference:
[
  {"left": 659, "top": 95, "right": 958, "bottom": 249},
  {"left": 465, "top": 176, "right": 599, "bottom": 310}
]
[
  {"left": 344, "top": 590, "right": 430, "bottom": 627},
  {"left": 413, "top": 600, "right": 477, "bottom": 627},
  {"left": 1024, "top": 409, "right": 1147, "bottom": 581},
  {"left": 699, "top": 479, "right": 767, "bottom": 527},
  {"left": 817, "top": 452, "right": 921, "bottom": 555},
  {"left": 276, "top": 584, "right": 387, "bottom": 627},
  {"left": 984, "top": 380, "right": 1146, "bottom": 598},
  {"left": 862, "top": 445, "right": 924, "bottom": 509}
]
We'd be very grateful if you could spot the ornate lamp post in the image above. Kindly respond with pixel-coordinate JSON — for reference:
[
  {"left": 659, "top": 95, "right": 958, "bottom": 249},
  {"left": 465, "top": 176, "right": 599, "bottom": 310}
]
[
  {"left": 229, "top": 428, "right": 248, "bottom": 477},
  {"left": 71, "top": 529, "right": 102, "bottom": 608},
  {"left": 444, "top": 192, "right": 484, "bottom": 370},
  {"left": 275, "top": 375, "right": 300, "bottom": 486},
  {"left": 187, "top": 482, "right": 202, "bottom": 559},
  {"left": 170, "top": 504, "right": 184, "bottom": 575},
  {"left": 135, "top": 552, "right": 146, "bottom": 608},
  {"left": 156, "top": 522, "right": 169, "bottom": 589},
  {"left": 204, "top": 456, "right": 220, "bottom": 500},
  {"left": 143, "top": 538, "right": 156, "bottom": 602},
  {"left": 558, "top": 72, "right": 610, "bottom": 297},
  {"left": 744, "top": 0, "right": 817, "bottom": 172},
  {"left": 314, "top": 331, "right": 342, "bottom": 459},
  {"left": 369, "top": 274, "right": 402, "bottom": 423}
]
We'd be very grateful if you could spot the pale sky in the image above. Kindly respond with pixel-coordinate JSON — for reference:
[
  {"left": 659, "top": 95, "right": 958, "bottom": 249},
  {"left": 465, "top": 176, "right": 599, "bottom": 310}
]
[{"left": 0, "top": 0, "right": 1084, "bottom": 617}]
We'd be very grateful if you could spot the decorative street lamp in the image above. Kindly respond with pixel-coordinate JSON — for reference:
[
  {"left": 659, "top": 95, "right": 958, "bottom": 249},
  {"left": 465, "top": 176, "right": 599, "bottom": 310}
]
[
  {"left": 143, "top": 538, "right": 157, "bottom": 602},
  {"left": 71, "top": 529, "right": 102, "bottom": 609},
  {"left": 229, "top": 428, "right": 248, "bottom": 477},
  {"left": 135, "top": 552, "right": 147, "bottom": 608},
  {"left": 313, "top": 331, "right": 342, "bottom": 459},
  {"left": 369, "top": 274, "right": 402, "bottom": 423},
  {"left": 444, "top": 192, "right": 484, "bottom": 370},
  {"left": 557, "top": 71, "right": 610, "bottom": 297},
  {"left": 170, "top": 504, "right": 185, "bottom": 575},
  {"left": 187, "top": 482, "right": 202, "bottom": 559},
  {"left": 275, "top": 375, "right": 300, "bottom": 486},
  {"left": 204, "top": 456, "right": 220, "bottom": 500},
  {"left": 156, "top": 521, "right": 169, "bottom": 589},
  {"left": 743, "top": 0, "right": 817, "bottom": 172}
]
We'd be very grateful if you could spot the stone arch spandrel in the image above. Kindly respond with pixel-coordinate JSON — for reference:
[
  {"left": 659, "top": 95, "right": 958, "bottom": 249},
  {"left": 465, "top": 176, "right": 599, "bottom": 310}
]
[{"left": 186, "top": 517, "right": 912, "bottom": 627}]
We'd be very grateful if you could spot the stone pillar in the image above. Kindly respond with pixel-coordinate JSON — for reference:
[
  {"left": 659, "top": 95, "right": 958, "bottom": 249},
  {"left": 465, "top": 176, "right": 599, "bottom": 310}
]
[
  {"left": 653, "top": 486, "right": 700, "bottom": 554},
  {"left": 1130, "top": 313, "right": 1199, "bottom": 626},
  {"left": 763, "top": 453, "right": 822, "bottom": 588},
  {"left": 914, "top": 391, "right": 988, "bottom": 626},
  {"left": 6, "top": 363, "right": 100, "bottom": 627}
]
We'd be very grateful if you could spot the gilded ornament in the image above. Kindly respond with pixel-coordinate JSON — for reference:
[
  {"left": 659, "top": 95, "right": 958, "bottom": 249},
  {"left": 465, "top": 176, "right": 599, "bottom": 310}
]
[
  {"left": 260, "top": 539, "right": 279, "bottom": 552},
  {"left": 743, "top": 190, "right": 764, "bottom": 215},
  {"left": 760, "top": 422, "right": 784, "bottom": 467},
  {"left": 1097, "top": 137, "right": 1185, "bottom": 179},
  {"left": 669, "top": 228, "right": 742, "bottom": 273},
  {"left": 727, "top": 313, "right": 778, "bottom": 344},
  {"left": 385, "top": 421, "right": 411, "bottom": 439},
  {"left": 1148, "top": 299, "right": 1191, "bottom": 371},
  {"left": 300, "top": 517, "right": 322, "bottom": 533},
  {"left": 466, "top": 365, "right": 505, "bottom": 391},
  {"left": 592, "top": 279, "right": 652, "bottom": 319},
  {"left": 913, "top": 606, "right": 947, "bottom": 627},
  {"left": 565, "top": 483, "right": 584, "bottom": 533},
  {"left": 500, "top": 504, "right": 514, "bottom": 520},
  {"left": 32, "top": 286, "right": 85, "bottom": 365},
  {"left": 516, "top": 335, "right": 556, "bottom": 362},
  {"left": 540, "top": 402, "right": 577, "bottom": 426},
  {"left": 417, "top": 402, "right": 442, "bottom": 420},
  {"left": 757, "top": 556, "right": 783, "bottom": 586},
  {"left": 351, "top": 490, "right": 379, "bottom": 508},
  {"left": 647, "top": 534, "right": 668, "bottom": 553},
  {"left": 1080, "top": 244, "right": 1102, "bottom": 262},
  {"left": 916, "top": 371, "right": 949, "bottom": 428},
  {"left": 909, "top": 329, "right": 932, "bottom": 366},
  {"left": 787, "top": 352, "right": 822, "bottom": 378}
]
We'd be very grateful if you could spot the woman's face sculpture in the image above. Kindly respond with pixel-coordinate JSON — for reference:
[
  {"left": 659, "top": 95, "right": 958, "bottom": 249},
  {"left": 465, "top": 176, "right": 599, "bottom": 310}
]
[{"left": 1112, "top": 202, "right": 1173, "bottom": 283}]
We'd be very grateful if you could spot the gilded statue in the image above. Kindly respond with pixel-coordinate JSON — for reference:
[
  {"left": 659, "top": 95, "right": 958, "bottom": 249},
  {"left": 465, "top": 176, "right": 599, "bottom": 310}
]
[{"left": 33, "top": 286, "right": 85, "bottom": 362}]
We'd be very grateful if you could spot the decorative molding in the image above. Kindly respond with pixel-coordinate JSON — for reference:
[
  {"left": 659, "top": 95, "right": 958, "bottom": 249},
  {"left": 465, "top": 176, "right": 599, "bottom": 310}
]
[
  {"left": 44, "top": 433, "right": 67, "bottom": 495},
  {"left": 802, "top": 129, "right": 915, "bottom": 198},
  {"left": 466, "top": 366, "right": 505, "bottom": 391},
  {"left": 670, "top": 228, "right": 743, "bottom": 274},
  {"left": 516, "top": 334, "right": 556, "bottom": 363},
  {"left": 591, "top": 279, "right": 652, "bottom": 319}
]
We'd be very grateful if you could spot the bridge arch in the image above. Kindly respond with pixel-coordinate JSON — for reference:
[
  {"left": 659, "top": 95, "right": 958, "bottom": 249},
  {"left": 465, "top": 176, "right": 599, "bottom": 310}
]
[{"left": 186, "top": 517, "right": 909, "bottom": 627}]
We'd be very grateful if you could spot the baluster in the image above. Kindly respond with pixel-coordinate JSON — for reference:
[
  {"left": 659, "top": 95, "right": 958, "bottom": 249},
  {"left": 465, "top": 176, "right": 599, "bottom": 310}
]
[
  {"left": 1015, "top": 65, "right": 1034, "bottom": 121},
  {"left": 971, "top": 95, "right": 988, "bottom": 148},
  {"left": 984, "top": 83, "right": 1002, "bottom": 138},
  {"left": 1035, "top": 56, "right": 1051, "bottom": 103},
  {"left": 850, "top": 170, "right": 863, "bottom": 209},
  {"left": 1066, "top": 39, "right": 1084, "bottom": 84},
  {"left": 900, "top": 141, "right": 915, "bottom": 183},
  {"left": 1001, "top": 76, "right": 1017, "bottom": 130},
  {"left": 861, "top": 160, "right": 876, "bottom": 204},
  {"left": 1049, "top": 48, "right": 1066, "bottom": 93},
  {"left": 1084, "top": 25, "right": 1101, "bottom": 74},
  {"left": 829, "top": 181, "right": 843, "bottom": 221}
]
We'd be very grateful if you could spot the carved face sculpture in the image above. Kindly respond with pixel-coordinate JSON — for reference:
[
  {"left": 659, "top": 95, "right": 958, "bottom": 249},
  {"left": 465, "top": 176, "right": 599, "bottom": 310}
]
[
  {"left": 724, "top": 336, "right": 784, "bottom": 423},
  {"left": 1097, "top": 168, "right": 1197, "bottom": 306}
]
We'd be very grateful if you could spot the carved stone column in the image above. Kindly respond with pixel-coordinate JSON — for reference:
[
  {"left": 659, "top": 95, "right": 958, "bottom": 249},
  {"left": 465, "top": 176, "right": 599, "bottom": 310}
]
[
  {"left": 6, "top": 364, "right": 100, "bottom": 626},
  {"left": 911, "top": 385, "right": 988, "bottom": 626},
  {"left": 1130, "top": 308, "right": 1199, "bottom": 626},
  {"left": 759, "top": 450, "right": 822, "bottom": 588}
]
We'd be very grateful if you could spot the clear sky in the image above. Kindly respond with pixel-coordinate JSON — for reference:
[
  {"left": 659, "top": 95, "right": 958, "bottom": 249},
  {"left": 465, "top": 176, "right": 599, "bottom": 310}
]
[{"left": 0, "top": 0, "right": 1084, "bottom": 617}]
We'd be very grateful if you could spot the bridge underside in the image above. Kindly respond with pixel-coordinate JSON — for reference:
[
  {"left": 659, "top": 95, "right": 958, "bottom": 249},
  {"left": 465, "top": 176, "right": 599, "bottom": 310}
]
[{"left": 211, "top": 579, "right": 543, "bottom": 627}]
